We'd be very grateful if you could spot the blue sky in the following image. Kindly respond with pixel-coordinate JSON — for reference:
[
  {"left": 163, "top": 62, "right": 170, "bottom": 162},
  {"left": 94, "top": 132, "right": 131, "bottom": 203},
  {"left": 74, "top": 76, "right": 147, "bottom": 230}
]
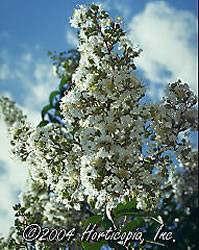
[
  {"left": 0, "top": 0, "right": 198, "bottom": 104},
  {"left": 0, "top": 0, "right": 198, "bottom": 237},
  {"left": 0, "top": 1, "right": 197, "bottom": 50}
]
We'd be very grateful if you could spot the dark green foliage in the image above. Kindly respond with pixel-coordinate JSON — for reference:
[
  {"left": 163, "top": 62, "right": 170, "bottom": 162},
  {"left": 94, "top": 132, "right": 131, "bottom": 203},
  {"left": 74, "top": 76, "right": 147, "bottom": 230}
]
[{"left": 38, "top": 50, "right": 80, "bottom": 127}]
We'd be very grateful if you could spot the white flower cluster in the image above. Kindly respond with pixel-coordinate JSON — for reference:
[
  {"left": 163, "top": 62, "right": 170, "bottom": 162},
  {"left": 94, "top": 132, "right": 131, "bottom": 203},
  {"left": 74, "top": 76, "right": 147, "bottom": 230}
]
[
  {"left": 59, "top": 4, "right": 161, "bottom": 211},
  {"left": 0, "top": 4, "right": 197, "bottom": 250},
  {"left": 1, "top": 5, "right": 196, "bottom": 219},
  {"left": 0, "top": 5, "right": 161, "bottom": 213},
  {"left": 0, "top": 96, "right": 26, "bottom": 127},
  {"left": 0, "top": 176, "right": 86, "bottom": 249}
]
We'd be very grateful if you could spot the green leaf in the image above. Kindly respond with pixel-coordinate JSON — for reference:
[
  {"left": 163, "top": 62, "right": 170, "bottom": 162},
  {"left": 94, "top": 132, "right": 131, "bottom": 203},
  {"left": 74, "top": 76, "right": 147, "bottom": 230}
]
[
  {"left": 82, "top": 240, "right": 107, "bottom": 250},
  {"left": 13, "top": 203, "right": 21, "bottom": 211},
  {"left": 37, "top": 120, "right": 49, "bottom": 127},
  {"left": 113, "top": 200, "right": 137, "bottom": 218},
  {"left": 90, "top": 4, "right": 99, "bottom": 11},
  {"left": 101, "top": 217, "right": 113, "bottom": 230},
  {"left": 59, "top": 77, "right": 69, "bottom": 91},
  {"left": 109, "top": 242, "right": 127, "bottom": 250},
  {"left": 41, "top": 104, "right": 52, "bottom": 120},
  {"left": 49, "top": 90, "right": 60, "bottom": 106},
  {"left": 48, "top": 112, "right": 55, "bottom": 123},
  {"left": 83, "top": 215, "right": 103, "bottom": 228},
  {"left": 47, "top": 51, "right": 52, "bottom": 56},
  {"left": 121, "top": 217, "right": 145, "bottom": 232}
]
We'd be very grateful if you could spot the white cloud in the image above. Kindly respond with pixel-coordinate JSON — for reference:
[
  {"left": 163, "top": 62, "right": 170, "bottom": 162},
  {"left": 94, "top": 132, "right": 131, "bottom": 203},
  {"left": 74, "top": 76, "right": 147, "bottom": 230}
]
[
  {"left": 0, "top": 120, "right": 28, "bottom": 237},
  {"left": 24, "top": 62, "right": 58, "bottom": 111},
  {"left": 0, "top": 49, "right": 59, "bottom": 236},
  {"left": 128, "top": 1, "right": 198, "bottom": 95},
  {"left": 0, "top": 64, "right": 10, "bottom": 81},
  {"left": 65, "top": 30, "right": 78, "bottom": 47},
  {"left": 0, "top": 50, "right": 58, "bottom": 113},
  {"left": 97, "top": 0, "right": 130, "bottom": 17},
  {"left": 21, "top": 52, "right": 32, "bottom": 63},
  {"left": 112, "top": 1, "right": 130, "bottom": 17}
]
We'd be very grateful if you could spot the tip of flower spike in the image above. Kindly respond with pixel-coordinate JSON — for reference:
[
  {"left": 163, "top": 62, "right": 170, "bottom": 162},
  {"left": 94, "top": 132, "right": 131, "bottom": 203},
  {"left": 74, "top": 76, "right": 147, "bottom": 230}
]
[
  {"left": 70, "top": 5, "right": 89, "bottom": 28},
  {"left": 115, "top": 16, "right": 123, "bottom": 23}
]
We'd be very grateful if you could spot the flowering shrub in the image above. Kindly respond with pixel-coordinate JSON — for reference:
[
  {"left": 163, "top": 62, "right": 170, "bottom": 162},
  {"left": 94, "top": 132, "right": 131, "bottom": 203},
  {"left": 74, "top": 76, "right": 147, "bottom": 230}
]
[{"left": 0, "top": 4, "right": 198, "bottom": 250}]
